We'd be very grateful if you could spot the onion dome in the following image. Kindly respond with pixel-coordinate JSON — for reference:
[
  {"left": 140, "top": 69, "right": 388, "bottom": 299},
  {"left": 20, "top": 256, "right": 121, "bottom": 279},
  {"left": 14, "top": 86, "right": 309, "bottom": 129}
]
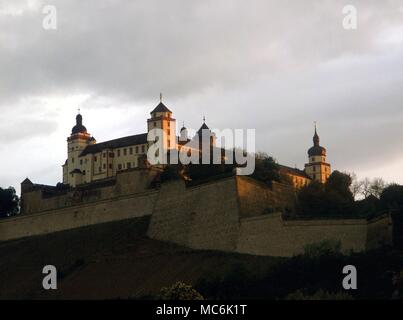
[
  {"left": 308, "top": 125, "right": 326, "bottom": 157},
  {"left": 72, "top": 114, "right": 87, "bottom": 135}
]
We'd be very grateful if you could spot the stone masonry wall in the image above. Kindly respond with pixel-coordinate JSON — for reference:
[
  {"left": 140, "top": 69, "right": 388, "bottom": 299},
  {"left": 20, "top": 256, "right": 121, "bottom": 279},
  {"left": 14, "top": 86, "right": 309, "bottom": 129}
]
[
  {"left": 147, "top": 177, "right": 240, "bottom": 251},
  {"left": 1, "top": 173, "right": 393, "bottom": 258},
  {"left": 0, "top": 190, "right": 157, "bottom": 242}
]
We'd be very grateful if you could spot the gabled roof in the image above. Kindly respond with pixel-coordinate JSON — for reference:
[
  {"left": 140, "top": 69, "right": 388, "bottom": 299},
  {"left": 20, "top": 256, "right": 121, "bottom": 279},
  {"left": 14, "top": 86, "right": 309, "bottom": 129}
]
[
  {"left": 151, "top": 102, "right": 172, "bottom": 114},
  {"left": 80, "top": 133, "right": 148, "bottom": 156},
  {"left": 21, "top": 178, "right": 33, "bottom": 185},
  {"left": 197, "top": 123, "right": 211, "bottom": 135}
]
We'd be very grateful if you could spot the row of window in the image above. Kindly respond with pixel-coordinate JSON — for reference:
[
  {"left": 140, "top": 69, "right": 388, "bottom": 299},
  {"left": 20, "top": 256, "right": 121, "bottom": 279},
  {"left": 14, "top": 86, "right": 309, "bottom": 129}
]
[
  {"left": 70, "top": 145, "right": 147, "bottom": 164},
  {"left": 97, "top": 162, "right": 136, "bottom": 173},
  {"left": 98, "top": 145, "right": 146, "bottom": 160}
]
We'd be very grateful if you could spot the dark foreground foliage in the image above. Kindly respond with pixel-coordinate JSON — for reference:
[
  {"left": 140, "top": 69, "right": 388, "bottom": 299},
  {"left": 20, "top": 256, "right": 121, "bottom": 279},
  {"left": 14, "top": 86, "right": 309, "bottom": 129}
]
[{"left": 194, "top": 246, "right": 403, "bottom": 300}]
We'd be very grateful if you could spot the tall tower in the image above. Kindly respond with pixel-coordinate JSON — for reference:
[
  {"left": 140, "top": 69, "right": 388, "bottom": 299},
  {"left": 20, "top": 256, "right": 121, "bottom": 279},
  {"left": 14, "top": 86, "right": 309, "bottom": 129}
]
[
  {"left": 304, "top": 124, "right": 331, "bottom": 183},
  {"left": 147, "top": 97, "right": 177, "bottom": 154},
  {"left": 63, "top": 112, "right": 95, "bottom": 186}
]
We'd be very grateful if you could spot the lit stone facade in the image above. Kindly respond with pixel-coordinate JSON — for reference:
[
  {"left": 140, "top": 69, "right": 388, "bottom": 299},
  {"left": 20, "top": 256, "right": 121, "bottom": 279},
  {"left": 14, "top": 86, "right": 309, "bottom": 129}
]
[
  {"left": 62, "top": 101, "right": 215, "bottom": 187},
  {"left": 62, "top": 100, "right": 331, "bottom": 188}
]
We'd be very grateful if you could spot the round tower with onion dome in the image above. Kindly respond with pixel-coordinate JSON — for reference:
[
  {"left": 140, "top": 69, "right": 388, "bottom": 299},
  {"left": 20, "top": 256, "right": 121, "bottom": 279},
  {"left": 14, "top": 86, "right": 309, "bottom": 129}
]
[
  {"left": 304, "top": 124, "right": 331, "bottom": 183},
  {"left": 63, "top": 111, "right": 96, "bottom": 186}
]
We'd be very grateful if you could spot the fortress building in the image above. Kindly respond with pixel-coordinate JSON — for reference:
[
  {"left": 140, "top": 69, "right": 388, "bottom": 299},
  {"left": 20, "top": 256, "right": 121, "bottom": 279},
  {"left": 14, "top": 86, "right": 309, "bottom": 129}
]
[
  {"left": 62, "top": 99, "right": 331, "bottom": 188},
  {"left": 62, "top": 100, "right": 217, "bottom": 187}
]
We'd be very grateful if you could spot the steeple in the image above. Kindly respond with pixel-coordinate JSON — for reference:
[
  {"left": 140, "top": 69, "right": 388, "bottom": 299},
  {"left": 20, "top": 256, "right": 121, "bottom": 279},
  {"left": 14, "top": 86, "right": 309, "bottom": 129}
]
[
  {"left": 313, "top": 122, "right": 320, "bottom": 146},
  {"left": 305, "top": 122, "right": 331, "bottom": 183}
]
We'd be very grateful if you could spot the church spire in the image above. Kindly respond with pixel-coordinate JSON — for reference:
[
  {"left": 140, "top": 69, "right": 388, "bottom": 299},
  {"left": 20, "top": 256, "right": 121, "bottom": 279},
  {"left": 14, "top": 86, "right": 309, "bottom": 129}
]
[{"left": 313, "top": 121, "right": 319, "bottom": 146}]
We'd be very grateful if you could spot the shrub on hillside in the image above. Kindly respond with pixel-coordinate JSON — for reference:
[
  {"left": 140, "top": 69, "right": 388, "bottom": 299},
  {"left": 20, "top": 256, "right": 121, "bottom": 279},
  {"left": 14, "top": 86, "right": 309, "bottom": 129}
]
[
  {"left": 297, "top": 171, "right": 358, "bottom": 218},
  {"left": 158, "top": 282, "right": 204, "bottom": 300},
  {"left": 251, "top": 153, "right": 281, "bottom": 185},
  {"left": 380, "top": 184, "right": 403, "bottom": 210},
  {"left": 303, "top": 240, "right": 342, "bottom": 258}
]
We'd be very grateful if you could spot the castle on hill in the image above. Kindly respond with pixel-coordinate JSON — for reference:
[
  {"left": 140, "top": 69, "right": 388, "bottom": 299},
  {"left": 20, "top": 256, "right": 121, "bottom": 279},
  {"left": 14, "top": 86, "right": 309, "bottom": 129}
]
[
  {"left": 62, "top": 99, "right": 331, "bottom": 188},
  {"left": 10, "top": 99, "right": 391, "bottom": 257}
]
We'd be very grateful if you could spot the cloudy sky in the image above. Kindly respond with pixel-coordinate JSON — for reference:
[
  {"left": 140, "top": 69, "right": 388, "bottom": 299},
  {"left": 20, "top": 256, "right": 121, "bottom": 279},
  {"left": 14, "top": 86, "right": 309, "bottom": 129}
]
[{"left": 1, "top": 0, "right": 403, "bottom": 193}]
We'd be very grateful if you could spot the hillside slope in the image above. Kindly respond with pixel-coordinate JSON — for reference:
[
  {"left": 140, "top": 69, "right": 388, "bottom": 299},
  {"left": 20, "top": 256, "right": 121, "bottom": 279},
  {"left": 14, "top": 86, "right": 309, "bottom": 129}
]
[{"left": 0, "top": 216, "right": 280, "bottom": 299}]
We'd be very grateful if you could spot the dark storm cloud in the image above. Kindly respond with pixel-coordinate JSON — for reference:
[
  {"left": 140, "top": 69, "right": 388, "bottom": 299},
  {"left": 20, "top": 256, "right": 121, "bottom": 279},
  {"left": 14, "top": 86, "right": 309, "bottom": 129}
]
[
  {"left": 1, "top": 0, "right": 403, "bottom": 189},
  {"left": 1, "top": 0, "right": 402, "bottom": 104}
]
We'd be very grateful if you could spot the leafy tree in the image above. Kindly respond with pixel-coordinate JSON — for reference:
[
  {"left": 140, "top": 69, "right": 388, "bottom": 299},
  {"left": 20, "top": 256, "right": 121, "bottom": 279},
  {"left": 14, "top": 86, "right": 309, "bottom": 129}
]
[
  {"left": 251, "top": 152, "right": 280, "bottom": 185},
  {"left": 380, "top": 184, "right": 403, "bottom": 210},
  {"left": 297, "top": 171, "right": 355, "bottom": 217},
  {"left": 325, "top": 171, "right": 354, "bottom": 201},
  {"left": 354, "top": 195, "right": 381, "bottom": 218},
  {"left": 0, "top": 187, "right": 19, "bottom": 218},
  {"left": 297, "top": 181, "right": 326, "bottom": 216}
]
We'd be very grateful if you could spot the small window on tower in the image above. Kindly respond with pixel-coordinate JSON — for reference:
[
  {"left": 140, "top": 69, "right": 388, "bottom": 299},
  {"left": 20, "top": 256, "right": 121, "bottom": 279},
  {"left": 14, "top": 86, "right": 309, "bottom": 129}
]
[
  {"left": 141, "top": 145, "right": 145, "bottom": 153},
  {"left": 117, "top": 150, "right": 121, "bottom": 157},
  {"left": 135, "top": 146, "right": 139, "bottom": 153},
  {"left": 129, "top": 147, "right": 133, "bottom": 155},
  {"left": 94, "top": 156, "right": 97, "bottom": 162}
]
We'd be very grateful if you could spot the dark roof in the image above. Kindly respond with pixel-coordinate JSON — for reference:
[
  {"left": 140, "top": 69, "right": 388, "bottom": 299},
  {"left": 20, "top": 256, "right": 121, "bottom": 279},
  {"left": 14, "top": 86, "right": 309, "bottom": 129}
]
[
  {"left": 151, "top": 102, "right": 172, "bottom": 114},
  {"left": 279, "top": 165, "right": 311, "bottom": 179},
  {"left": 72, "top": 114, "right": 87, "bottom": 134},
  {"left": 308, "top": 145, "right": 326, "bottom": 157},
  {"left": 80, "top": 133, "right": 148, "bottom": 156},
  {"left": 308, "top": 126, "right": 326, "bottom": 156},
  {"left": 197, "top": 123, "right": 211, "bottom": 135},
  {"left": 21, "top": 178, "right": 33, "bottom": 185}
]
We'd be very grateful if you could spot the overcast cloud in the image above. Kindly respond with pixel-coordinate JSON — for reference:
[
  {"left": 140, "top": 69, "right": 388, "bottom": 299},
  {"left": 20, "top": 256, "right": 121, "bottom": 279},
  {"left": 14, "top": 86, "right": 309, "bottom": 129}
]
[{"left": 1, "top": 0, "right": 403, "bottom": 193}]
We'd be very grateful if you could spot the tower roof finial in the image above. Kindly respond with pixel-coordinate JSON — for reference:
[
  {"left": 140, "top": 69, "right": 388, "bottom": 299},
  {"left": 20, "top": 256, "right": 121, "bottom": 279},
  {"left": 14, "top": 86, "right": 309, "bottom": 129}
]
[
  {"left": 203, "top": 115, "right": 206, "bottom": 123},
  {"left": 160, "top": 93, "right": 162, "bottom": 102},
  {"left": 313, "top": 121, "right": 320, "bottom": 146},
  {"left": 78, "top": 106, "right": 81, "bottom": 115}
]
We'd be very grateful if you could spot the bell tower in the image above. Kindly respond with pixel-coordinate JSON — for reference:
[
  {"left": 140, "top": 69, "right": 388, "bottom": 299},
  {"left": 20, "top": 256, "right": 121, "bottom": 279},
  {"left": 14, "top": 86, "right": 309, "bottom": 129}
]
[
  {"left": 63, "top": 111, "right": 95, "bottom": 186},
  {"left": 304, "top": 123, "right": 331, "bottom": 183},
  {"left": 147, "top": 95, "right": 177, "bottom": 154}
]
